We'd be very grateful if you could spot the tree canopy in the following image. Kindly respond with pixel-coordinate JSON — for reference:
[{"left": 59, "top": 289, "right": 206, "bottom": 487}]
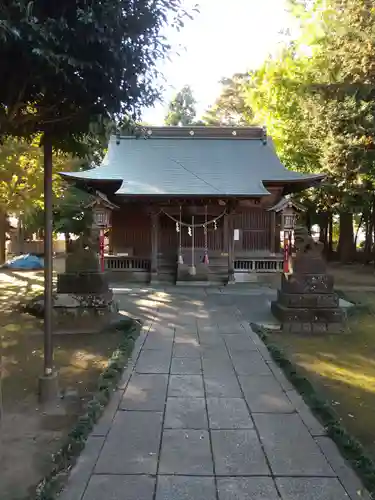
[
  {"left": 165, "top": 85, "right": 199, "bottom": 126},
  {"left": 0, "top": 0, "right": 190, "bottom": 145},
  {"left": 234, "top": 0, "right": 375, "bottom": 262},
  {"left": 203, "top": 73, "right": 254, "bottom": 126}
]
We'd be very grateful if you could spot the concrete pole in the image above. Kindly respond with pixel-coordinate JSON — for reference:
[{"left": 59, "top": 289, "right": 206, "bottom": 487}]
[{"left": 38, "top": 134, "right": 58, "bottom": 403}]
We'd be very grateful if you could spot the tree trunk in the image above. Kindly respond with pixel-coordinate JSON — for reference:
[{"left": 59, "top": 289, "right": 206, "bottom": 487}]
[
  {"left": 0, "top": 209, "right": 7, "bottom": 265},
  {"left": 354, "top": 214, "right": 363, "bottom": 248},
  {"left": 65, "top": 232, "right": 71, "bottom": 253},
  {"left": 19, "top": 214, "right": 25, "bottom": 254},
  {"left": 338, "top": 211, "right": 355, "bottom": 263}
]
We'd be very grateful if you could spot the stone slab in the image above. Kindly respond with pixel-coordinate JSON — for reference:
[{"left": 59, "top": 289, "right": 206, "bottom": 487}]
[
  {"left": 201, "top": 357, "right": 235, "bottom": 377},
  {"left": 120, "top": 373, "right": 168, "bottom": 411},
  {"left": 201, "top": 342, "right": 230, "bottom": 357},
  {"left": 222, "top": 334, "right": 258, "bottom": 352},
  {"left": 156, "top": 476, "right": 216, "bottom": 500},
  {"left": 217, "top": 477, "right": 279, "bottom": 500},
  {"left": 198, "top": 333, "right": 224, "bottom": 346},
  {"left": 164, "top": 397, "right": 208, "bottom": 429},
  {"left": 174, "top": 333, "right": 200, "bottom": 345},
  {"left": 142, "top": 335, "right": 174, "bottom": 352},
  {"left": 206, "top": 397, "right": 254, "bottom": 429},
  {"left": 276, "top": 477, "right": 350, "bottom": 500},
  {"left": 204, "top": 374, "right": 242, "bottom": 398},
  {"left": 253, "top": 413, "right": 334, "bottom": 476},
  {"left": 59, "top": 436, "right": 105, "bottom": 500},
  {"left": 92, "top": 390, "right": 122, "bottom": 436},
  {"left": 95, "top": 411, "right": 162, "bottom": 474},
  {"left": 239, "top": 376, "right": 294, "bottom": 413},
  {"left": 315, "top": 436, "right": 371, "bottom": 500},
  {"left": 230, "top": 351, "right": 271, "bottom": 376},
  {"left": 135, "top": 350, "right": 171, "bottom": 374},
  {"left": 171, "top": 357, "right": 202, "bottom": 375},
  {"left": 82, "top": 475, "right": 155, "bottom": 500},
  {"left": 173, "top": 344, "right": 201, "bottom": 358},
  {"left": 159, "top": 429, "right": 213, "bottom": 475},
  {"left": 211, "top": 429, "right": 270, "bottom": 476},
  {"left": 266, "top": 363, "right": 294, "bottom": 391},
  {"left": 286, "top": 390, "right": 326, "bottom": 436},
  {"left": 217, "top": 323, "right": 245, "bottom": 335},
  {"left": 116, "top": 364, "right": 134, "bottom": 390},
  {"left": 168, "top": 375, "right": 205, "bottom": 397}
]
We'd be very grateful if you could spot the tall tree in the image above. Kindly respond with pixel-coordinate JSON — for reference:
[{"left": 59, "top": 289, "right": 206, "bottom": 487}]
[
  {"left": 0, "top": 136, "right": 77, "bottom": 262},
  {"left": 243, "top": 0, "right": 375, "bottom": 262},
  {"left": 165, "top": 85, "right": 198, "bottom": 126},
  {"left": 0, "top": 0, "right": 189, "bottom": 399},
  {"left": 203, "top": 73, "right": 254, "bottom": 125}
]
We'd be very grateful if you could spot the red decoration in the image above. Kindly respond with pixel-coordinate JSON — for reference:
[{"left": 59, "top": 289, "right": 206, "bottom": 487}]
[
  {"left": 203, "top": 252, "right": 209, "bottom": 265},
  {"left": 99, "top": 229, "right": 105, "bottom": 272},
  {"left": 283, "top": 234, "right": 289, "bottom": 273}
]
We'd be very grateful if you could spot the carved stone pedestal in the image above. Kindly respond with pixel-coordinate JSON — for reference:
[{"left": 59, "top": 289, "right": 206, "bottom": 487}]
[
  {"left": 53, "top": 271, "right": 118, "bottom": 333},
  {"left": 271, "top": 227, "right": 345, "bottom": 334}
]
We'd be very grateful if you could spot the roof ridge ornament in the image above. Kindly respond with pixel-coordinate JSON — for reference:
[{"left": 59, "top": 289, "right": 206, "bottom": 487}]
[{"left": 262, "top": 126, "right": 267, "bottom": 145}]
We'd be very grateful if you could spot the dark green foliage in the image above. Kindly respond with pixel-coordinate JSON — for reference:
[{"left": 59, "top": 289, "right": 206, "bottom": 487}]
[
  {"left": 0, "top": 0, "right": 190, "bottom": 145},
  {"left": 251, "top": 322, "right": 375, "bottom": 497},
  {"left": 31, "top": 319, "right": 141, "bottom": 500},
  {"left": 53, "top": 187, "right": 93, "bottom": 236}
]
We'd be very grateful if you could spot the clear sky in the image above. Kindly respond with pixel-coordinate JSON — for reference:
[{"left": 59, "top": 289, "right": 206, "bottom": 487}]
[{"left": 142, "top": 0, "right": 296, "bottom": 124}]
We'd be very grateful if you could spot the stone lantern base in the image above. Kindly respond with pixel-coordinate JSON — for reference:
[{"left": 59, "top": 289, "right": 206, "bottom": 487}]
[{"left": 271, "top": 227, "right": 346, "bottom": 334}]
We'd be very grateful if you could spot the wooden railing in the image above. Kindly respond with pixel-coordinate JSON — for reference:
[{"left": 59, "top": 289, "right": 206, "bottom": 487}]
[
  {"left": 234, "top": 257, "right": 283, "bottom": 273},
  {"left": 104, "top": 256, "right": 150, "bottom": 272}
]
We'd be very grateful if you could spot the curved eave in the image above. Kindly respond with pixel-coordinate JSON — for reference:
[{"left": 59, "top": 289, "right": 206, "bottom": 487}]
[
  {"left": 59, "top": 172, "right": 123, "bottom": 197},
  {"left": 263, "top": 174, "right": 326, "bottom": 195}
]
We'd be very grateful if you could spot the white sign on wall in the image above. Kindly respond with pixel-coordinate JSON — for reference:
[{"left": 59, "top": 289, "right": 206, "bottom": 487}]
[{"left": 234, "top": 229, "right": 240, "bottom": 241}]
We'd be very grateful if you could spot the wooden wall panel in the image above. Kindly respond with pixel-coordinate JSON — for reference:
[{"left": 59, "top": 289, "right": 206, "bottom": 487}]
[
  {"left": 111, "top": 205, "right": 272, "bottom": 256},
  {"left": 112, "top": 206, "right": 151, "bottom": 256},
  {"left": 233, "top": 208, "right": 271, "bottom": 251}
]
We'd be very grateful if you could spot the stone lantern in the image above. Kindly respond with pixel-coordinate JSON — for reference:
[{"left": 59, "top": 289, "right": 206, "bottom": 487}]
[
  {"left": 281, "top": 203, "right": 298, "bottom": 231},
  {"left": 90, "top": 192, "right": 118, "bottom": 272},
  {"left": 268, "top": 197, "right": 304, "bottom": 272},
  {"left": 52, "top": 191, "right": 119, "bottom": 334}
]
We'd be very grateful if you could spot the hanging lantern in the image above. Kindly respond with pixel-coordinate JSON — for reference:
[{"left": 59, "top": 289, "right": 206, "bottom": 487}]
[
  {"left": 92, "top": 205, "right": 111, "bottom": 228},
  {"left": 188, "top": 226, "right": 192, "bottom": 237},
  {"left": 176, "top": 222, "right": 180, "bottom": 233},
  {"left": 88, "top": 193, "right": 118, "bottom": 273},
  {"left": 281, "top": 204, "right": 297, "bottom": 231},
  {"left": 214, "top": 220, "right": 217, "bottom": 230}
]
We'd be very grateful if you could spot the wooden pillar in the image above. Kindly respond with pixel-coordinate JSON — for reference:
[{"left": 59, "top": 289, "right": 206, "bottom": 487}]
[
  {"left": 108, "top": 228, "right": 114, "bottom": 255},
  {"left": 270, "top": 210, "right": 276, "bottom": 254},
  {"left": 224, "top": 211, "right": 235, "bottom": 283},
  {"left": 150, "top": 210, "right": 159, "bottom": 277}
]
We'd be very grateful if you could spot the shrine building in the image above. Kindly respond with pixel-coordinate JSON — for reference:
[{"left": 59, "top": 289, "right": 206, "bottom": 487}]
[{"left": 61, "top": 126, "right": 324, "bottom": 285}]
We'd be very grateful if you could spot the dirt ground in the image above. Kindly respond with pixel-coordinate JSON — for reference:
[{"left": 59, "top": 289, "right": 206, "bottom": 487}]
[
  {"left": 328, "top": 262, "right": 375, "bottom": 288},
  {"left": 267, "top": 289, "right": 375, "bottom": 461},
  {"left": 0, "top": 269, "right": 122, "bottom": 500}
]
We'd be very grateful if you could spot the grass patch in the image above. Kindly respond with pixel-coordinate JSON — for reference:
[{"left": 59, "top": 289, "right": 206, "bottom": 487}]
[
  {"left": 31, "top": 317, "right": 140, "bottom": 500},
  {"left": 251, "top": 313, "right": 375, "bottom": 498}
]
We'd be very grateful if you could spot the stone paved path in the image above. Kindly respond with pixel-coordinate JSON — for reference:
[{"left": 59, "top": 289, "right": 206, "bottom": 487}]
[{"left": 61, "top": 289, "right": 369, "bottom": 500}]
